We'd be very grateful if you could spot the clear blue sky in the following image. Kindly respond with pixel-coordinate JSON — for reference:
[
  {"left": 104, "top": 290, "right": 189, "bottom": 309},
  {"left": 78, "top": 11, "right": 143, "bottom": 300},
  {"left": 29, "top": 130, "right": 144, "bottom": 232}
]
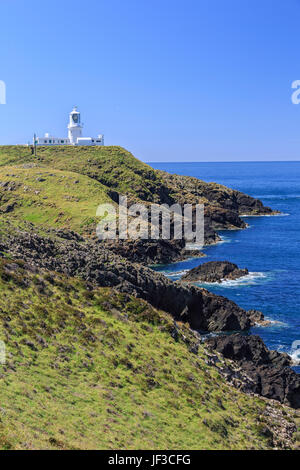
[{"left": 1, "top": 0, "right": 300, "bottom": 161}]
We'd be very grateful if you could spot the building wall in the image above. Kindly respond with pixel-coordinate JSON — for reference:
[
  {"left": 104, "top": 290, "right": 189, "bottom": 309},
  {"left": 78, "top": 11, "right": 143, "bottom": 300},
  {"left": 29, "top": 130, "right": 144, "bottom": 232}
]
[
  {"left": 77, "top": 137, "right": 104, "bottom": 146},
  {"left": 36, "top": 137, "right": 104, "bottom": 146},
  {"left": 68, "top": 126, "right": 82, "bottom": 144},
  {"left": 37, "top": 137, "right": 70, "bottom": 145}
]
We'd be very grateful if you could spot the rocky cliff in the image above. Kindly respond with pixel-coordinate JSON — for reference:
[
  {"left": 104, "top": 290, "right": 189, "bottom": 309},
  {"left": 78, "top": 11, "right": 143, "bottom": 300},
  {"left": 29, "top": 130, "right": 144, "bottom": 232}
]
[
  {"left": 0, "top": 229, "right": 262, "bottom": 332},
  {"left": 0, "top": 146, "right": 277, "bottom": 255},
  {"left": 206, "top": 334, "right": 300, "bottom": 409}
]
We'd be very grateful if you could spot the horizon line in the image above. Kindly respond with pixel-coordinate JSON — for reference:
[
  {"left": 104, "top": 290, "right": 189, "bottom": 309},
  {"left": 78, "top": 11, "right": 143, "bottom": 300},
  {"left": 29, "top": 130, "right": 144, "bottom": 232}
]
[{"left": 147, "top": 160, "right": 300, "bottom": 163}]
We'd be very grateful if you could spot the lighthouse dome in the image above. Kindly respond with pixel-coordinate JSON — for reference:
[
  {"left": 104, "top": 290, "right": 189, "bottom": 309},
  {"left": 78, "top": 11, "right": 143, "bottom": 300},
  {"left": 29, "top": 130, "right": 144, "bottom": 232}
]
[{"left": 70, "top": 106, "right": 80, "bottom": 114}]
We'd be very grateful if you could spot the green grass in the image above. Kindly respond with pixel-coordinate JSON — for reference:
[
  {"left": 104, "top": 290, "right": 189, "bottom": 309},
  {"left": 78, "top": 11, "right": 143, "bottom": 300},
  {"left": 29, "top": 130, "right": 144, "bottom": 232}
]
[
  {"left": 0, "top": 146, "right": 175, "bottom": 234},
  {"left": 0, "top": 146, "right": 165, "bottom": 203},
  {"left": 0, "top": 145, "right": 297, "bottom": 450},
  {"left": 0, "top": 145, "right": 248, "bottom": 236},
  {"left": 0, "top": 258, "right": 297, "bottom": 450},
  {"left": 0, "top": 165, "right": 113, "bottom": 234}
]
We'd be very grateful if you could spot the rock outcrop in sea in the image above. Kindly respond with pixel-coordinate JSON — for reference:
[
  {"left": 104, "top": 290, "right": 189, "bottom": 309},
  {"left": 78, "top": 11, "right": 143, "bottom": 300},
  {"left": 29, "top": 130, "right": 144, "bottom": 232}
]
[{"left": 182, "top": 260, "right": 248, "bottom": 283}]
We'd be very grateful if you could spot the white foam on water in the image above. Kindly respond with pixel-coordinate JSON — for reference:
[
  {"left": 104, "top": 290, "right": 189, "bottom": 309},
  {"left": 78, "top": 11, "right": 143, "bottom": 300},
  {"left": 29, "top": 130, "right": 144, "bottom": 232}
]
[
  {"left": 254, "top": 194, "right": 300, "bottom": 200},
  {"left": 217, "top": 235, "right": 232, "bottom": 244},
  {"left": 161, "top": 269, "right": 189, "bottom": 278},
  {"left": 185, "top": 243, "right": 205, "bottom": 250},
  {"left": 196, "top": 271, "right": 267, "bottom": 288},
  {"left": 255, "top": 318, "right": 288, "bottom": 328},
  {"left": 190, "top": 236, "right": 231, "bottom": 250},
  {"left": 240, "top": 213, "right": 290, "bottom": 217},
  {"left": 163, "top": 270, "right": 271, "bottom": 287},
  {"left": 290, "top": 349, "right": 300, "bottom": 365}
]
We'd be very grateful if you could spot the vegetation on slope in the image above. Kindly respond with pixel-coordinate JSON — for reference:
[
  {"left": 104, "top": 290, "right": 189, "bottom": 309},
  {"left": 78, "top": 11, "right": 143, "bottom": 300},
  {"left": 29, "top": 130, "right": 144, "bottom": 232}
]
[
  {"left": 0, "top": 145, "right": 274, "bottom": 239},
  {"left": 0, "top": 258, "right": 297, "bottom": 450},
  {"left": 0, "top": 166, "right": 112, "bottom": 234},
  {"left": 0, "top": 145, "right": 273, "bottom": 214},
  {"left": 0, "top": 146, "right": 166, "bottom": 204},
  {"left": 0, "top": 145, "right": 295, "bottom": 450}
]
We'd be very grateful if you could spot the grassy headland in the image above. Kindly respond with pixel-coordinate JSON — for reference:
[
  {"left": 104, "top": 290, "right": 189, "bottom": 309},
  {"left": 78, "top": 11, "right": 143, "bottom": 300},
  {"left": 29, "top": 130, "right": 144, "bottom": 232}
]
[{"left": 0, "top": 145, "right": 298, "bottom": 450}]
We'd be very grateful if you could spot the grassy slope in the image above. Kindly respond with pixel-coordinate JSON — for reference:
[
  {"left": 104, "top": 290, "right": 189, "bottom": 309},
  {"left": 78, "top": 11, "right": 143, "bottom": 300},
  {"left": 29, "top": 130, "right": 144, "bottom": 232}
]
[
  {"left": 0, "top": 146, "right": 172, "bottom": 234},
  {"left": 0, "top": 145, "right": 234, "bottom": 239},
  {"left": 0, "top": 166, "right": 113, "bottom": 234},
  {"left": 0, "top": 146, "right": 165, "bottom": 203},
  {"left": 0, "top": 258, "right": 295, "bottom": 450}
]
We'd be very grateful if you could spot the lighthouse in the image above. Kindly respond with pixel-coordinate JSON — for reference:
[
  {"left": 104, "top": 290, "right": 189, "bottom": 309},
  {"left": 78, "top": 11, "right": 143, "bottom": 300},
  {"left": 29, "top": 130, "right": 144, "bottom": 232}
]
[
  {"left": 68, "top": 106, "right": 83, "bottom": 144},
  {"left": 34, "top": 107, "right": 104, "bottom": 146}
]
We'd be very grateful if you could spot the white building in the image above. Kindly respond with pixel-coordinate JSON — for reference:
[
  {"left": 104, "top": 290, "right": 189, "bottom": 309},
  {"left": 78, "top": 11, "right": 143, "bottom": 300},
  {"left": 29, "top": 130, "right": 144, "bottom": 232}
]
[{"left": 35, "top": 107, "right": 104, "bottom": 146}]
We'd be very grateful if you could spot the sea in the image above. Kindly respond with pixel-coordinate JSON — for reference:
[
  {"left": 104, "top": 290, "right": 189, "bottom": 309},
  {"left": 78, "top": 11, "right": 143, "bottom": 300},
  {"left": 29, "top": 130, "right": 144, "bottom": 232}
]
[{"left": 149, "top": 161, "right": 300, "bottom": 372}]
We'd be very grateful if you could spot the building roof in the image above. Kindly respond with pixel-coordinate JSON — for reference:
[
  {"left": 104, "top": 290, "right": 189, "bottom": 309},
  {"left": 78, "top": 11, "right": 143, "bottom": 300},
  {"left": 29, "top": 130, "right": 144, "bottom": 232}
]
[{"left": 70, "top": 106, "right": 80, "bottom": 114}]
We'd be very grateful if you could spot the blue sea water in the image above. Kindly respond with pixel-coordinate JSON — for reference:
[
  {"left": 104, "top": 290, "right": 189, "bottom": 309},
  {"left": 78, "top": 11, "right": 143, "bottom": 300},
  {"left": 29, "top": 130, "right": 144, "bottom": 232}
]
[{"left": 150, "top": 161, "right": 300, "bottom": 372}]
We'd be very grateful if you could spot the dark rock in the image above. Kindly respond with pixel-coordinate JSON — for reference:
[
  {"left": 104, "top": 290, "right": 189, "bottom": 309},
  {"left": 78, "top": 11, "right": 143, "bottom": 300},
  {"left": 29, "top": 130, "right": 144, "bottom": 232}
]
[
  {"left": 182, "top": 261, "right": 248, "bottom": 283},
  {"left": 156, "top": 170, "right": 279, "bottom": 227},
  {"left": 206, "top": 334, "right": 300, "bottom": 408},
  {"left": 0, "top": 230, "right": 263, "bottom": 333},
  {"left": 55, "top": 229, "right": 84, "bottom": 242},
  {"left": 0, "top": 181, "right": 19, "bottom": 191},
  {"left": 23, "top": 339, "right": 38, "bottom": 351},
  {"left": 0, "top": 202, "right": 16, "bottom": 214},
  {"left": 102, "top": 238, "right": 204, "bottom": 265},
  {"left": 205, "top": 205, "right": 247, "bottom": 231}
]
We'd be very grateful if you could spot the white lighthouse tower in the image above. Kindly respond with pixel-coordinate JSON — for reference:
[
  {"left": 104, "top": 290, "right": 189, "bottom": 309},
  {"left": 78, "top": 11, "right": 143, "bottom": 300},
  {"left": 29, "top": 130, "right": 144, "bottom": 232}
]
[
  {"left": 68, "top": 106, "right": 83, "bottom": 144},
  {"left": 35, "top": 106, "right": 104, "bottom": 146}
]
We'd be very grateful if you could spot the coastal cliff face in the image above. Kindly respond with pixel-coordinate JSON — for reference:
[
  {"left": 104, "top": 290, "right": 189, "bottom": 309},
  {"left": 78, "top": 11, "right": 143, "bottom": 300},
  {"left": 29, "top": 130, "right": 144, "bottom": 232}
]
[
  {"left": 102, "top": 238, "right": 205, "bottom": 265},
  {"left": 0, "top": 146, "right": 298, "bottom": 450},
  {"left": 206, "top": 335, "right": 300, "bottom": 409},
  {"left": 156, "top": 170, "right": 277, "bottom": 229},
  {"left": 0, "top": 146, "right": 275, "bottom": 252},
  {"left": 0, "top": 229, "right": 260, "bottom": 332}
]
